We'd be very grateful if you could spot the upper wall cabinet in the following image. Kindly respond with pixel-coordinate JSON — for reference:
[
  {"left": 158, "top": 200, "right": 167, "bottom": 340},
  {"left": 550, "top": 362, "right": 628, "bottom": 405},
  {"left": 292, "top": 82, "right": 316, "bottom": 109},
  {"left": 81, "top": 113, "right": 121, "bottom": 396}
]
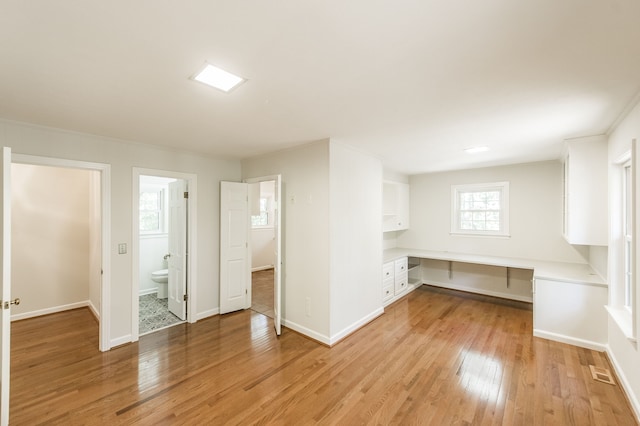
[
  {"left": 563, "top": 136, "right": 607, "bottom": 246},
  {"left": 383, "top": 181, "right": 410, "bottom": 232}
]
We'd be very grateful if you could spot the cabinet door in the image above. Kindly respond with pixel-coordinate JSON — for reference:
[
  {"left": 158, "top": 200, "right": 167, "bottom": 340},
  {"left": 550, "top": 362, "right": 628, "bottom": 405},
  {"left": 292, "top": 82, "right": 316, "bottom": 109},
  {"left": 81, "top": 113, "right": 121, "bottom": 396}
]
[
  {"left": 563, "top": 137, "right": 607, "bottom": 245},
  {"left": 394, "top": 257, "right": 408, "bottom": 276},
  {"left": 396, "top": 183, "right": 410, "bottom": 230},
  {"left": 394, "top": 272, "right": 408, "bottom": 294}
]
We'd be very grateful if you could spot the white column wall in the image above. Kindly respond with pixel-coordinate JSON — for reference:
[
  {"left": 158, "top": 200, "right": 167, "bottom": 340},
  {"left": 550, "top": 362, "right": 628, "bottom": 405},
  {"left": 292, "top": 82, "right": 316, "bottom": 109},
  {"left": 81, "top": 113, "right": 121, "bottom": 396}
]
[{"left": 329, "top": 141, "right": 382, "bottom": 343}]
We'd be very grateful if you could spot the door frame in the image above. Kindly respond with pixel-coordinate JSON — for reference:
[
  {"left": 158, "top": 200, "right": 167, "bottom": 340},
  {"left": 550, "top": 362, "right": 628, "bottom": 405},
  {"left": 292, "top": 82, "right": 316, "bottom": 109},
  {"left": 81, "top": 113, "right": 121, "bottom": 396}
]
[
  {"left": 131, "top": 168, "right": 197, "bottom": 341},
  {"left": 244, "top": 175, "right": 282, "bottom": 334},
  {"left": 11, "top": 153, "right": 112, "bottom": 352}
]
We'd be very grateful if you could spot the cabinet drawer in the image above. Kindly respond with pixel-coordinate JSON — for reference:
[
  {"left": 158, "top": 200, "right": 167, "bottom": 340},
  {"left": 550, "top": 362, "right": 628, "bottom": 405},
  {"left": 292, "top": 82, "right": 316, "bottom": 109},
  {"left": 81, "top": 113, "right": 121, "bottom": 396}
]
[
  {"left": 382, "top": 284, "right": 394, "bottom": 302},
  {"left": 395, "top": 272, "right": 408, "bottom": 294},
  {"left": 394, "top": 257, "right": 408, "bottom": 276},
  {"left": 383, "top": 262, "right": 394, "bottom": 280},
  {"left": 383, "top": 276, "right": 394, "bottom": 289}
]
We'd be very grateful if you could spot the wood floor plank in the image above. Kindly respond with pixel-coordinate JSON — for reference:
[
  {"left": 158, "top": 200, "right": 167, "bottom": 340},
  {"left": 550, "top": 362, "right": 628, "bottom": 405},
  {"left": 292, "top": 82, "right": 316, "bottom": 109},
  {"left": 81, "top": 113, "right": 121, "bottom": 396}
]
[{"left": 9, "top": 285, "right": 639, "bottom": 425}]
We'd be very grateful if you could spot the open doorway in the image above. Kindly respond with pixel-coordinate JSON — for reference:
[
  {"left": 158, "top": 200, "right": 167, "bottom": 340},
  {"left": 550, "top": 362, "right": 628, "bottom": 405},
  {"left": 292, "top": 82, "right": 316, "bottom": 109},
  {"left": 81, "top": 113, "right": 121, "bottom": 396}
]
[
  {"left": 9, "top": 154, "right": 110, "bottom": 352},
  {"left": 219, "top": 176, "right": 282, "bottom": 334},
  {"left": 249, "top": 180, "right": 277, "bottom": 319},
  {"left": 138, "top": 175, "right": 187, "bottom": 335},
  {"left": 132, "top": 168, "right": 197, "bottom": 341}
]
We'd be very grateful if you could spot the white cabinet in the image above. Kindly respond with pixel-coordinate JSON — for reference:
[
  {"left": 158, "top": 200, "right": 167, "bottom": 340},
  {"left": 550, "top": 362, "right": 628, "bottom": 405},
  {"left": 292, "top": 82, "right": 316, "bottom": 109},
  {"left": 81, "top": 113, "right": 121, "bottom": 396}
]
[
  {"left": 563, "top": 136, "right": 607, "bottom": 246},
  {"left": 382, "top": 257, "right": 420, "bottom": 305},
  {"left": 383, "top": 181, "right": 410, "bottom": 232}
]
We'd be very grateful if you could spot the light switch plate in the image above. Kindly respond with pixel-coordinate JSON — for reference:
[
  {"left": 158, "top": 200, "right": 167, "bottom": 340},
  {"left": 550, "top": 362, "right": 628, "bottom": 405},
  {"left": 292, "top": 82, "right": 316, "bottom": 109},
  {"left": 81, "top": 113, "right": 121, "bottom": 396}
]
[{"left": 118, "top": 243, "right": 127, "bottom": 254}]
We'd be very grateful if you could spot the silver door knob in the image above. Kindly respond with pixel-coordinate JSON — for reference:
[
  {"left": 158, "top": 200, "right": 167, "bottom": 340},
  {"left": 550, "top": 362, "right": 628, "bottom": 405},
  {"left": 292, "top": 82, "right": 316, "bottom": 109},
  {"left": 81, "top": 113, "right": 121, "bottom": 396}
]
[{"left": 3, "top": 298, "right": 20, "bottom": 309}]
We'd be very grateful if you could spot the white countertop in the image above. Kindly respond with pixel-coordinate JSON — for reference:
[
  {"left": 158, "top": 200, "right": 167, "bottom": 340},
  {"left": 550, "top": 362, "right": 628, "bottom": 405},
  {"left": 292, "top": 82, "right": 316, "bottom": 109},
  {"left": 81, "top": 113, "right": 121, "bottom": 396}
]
[{"left": 383, "top": 247, "right": 606, "bottom": 286}]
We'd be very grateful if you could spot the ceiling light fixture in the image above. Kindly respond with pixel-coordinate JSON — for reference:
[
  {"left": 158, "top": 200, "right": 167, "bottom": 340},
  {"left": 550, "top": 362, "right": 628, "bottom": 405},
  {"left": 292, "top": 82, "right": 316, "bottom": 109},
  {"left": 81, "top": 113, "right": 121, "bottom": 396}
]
[
  {"left": 464, "top": 146, "right": 490, "bottom": 154},
  {"left": 192, "top": 63, "right": 245, "bottom": 93}
]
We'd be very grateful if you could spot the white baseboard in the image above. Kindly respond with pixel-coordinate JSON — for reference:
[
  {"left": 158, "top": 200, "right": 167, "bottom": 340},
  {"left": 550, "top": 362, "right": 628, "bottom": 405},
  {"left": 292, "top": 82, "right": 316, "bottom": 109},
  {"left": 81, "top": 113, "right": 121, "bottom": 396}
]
[
  {"left": 196, "top": 308, "right": 220, "bottom": 321},
  {"left": 88, "top": 300, "right": 100, "bottom": 321},
  {"left": 533, "top": 329, "right": 606, "bottom": 352},
  {"left": 251, "top": 265, "right": 274, "bottom": 272},
  {"left": 605, "top": 344, "right": 640, "bottom": 424},
  {"left": 139, "top": 287, "right": 158, "bottom": 296},
  {"left": 11, "top": 301, "right": 90, "bottom": 322},
  {"left": 329, "top": 307, "right": 384, "bottom": 346},
  {"left": 425, "top": 281, "right": 533, "bottom": 303},
  {"left": 110, "top": 335, "right": 132, "bottom": 348},
  {"left": 281, "top": 319, "right": 330, "bottom": 345}
]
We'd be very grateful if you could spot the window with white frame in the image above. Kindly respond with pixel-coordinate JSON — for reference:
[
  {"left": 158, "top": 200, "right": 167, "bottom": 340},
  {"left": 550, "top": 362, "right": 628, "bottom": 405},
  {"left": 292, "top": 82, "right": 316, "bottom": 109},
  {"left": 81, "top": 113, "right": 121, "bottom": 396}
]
[
  {"left": 451, "top": 182, "right": 510, "bottom": 236},
  {"left": 251, "top": 197, "right": 270, "bottom": 227},
  {"left": 140, "top": 189, "right": 165, "bottom": 234},
  {"left": 623, "top": 159, "right": 632, "bottom": 311}
]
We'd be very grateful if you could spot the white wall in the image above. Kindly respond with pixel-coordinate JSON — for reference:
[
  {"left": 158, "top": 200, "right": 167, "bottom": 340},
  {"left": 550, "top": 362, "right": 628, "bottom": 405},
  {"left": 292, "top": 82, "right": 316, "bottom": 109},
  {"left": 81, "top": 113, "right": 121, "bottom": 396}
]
[
  {"left": 398, "top": 160, "right": 587, "bottom": 263},
  {"left": 329, "top": 142, "right": 382, "bottom": 342},
  {"left": 11, "top": 163, "right": 90, "bottom": 318},
  {"left": 242, "top": 140, "right": 331, "bottom": 341},
  {"left": 1, "top": 119, "right": 241, "bottom": 346},
  {"left": 606, "top": 98, "right": 640, "bottom": 421}
]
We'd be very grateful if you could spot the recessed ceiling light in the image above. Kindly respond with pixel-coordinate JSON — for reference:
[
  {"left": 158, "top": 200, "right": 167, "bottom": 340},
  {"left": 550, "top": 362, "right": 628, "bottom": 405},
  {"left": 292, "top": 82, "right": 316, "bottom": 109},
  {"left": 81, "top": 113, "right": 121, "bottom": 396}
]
[
  {"left": 464, "top": 146, "right": 490, "bottom": 154},
  {"left": 192, "top": 63, "right": 245, "bottom": 93}
]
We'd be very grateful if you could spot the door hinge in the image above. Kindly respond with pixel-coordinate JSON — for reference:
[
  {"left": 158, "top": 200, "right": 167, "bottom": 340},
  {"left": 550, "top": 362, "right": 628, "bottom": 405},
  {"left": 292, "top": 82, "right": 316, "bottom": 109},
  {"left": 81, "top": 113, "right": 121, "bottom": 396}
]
[
  {"left": 183, "top": 294, "right": 188, "bottom": 301},
  {"left": 184, "top": 191, "right": 189, "bottom": 199}
]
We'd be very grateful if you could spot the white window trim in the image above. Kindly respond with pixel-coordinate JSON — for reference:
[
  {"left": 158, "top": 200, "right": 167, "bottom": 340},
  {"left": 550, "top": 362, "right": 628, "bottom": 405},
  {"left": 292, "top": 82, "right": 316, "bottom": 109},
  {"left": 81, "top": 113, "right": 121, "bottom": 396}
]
[
  {"left": 608, "top": 149, "right": 637, "bottom": 344},
  {"left": 451, "top": 181, "right": 510, "bottom": 237}
]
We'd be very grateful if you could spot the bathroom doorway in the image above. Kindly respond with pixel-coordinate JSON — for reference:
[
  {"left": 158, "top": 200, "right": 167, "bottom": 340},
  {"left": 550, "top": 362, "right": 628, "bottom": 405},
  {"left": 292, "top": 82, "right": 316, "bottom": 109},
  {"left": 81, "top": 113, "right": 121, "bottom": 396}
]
[
  {"left": 137, "top": 175, "right": 187, "bottom": 335},
  {"left": 132, "top": 168, "right": 197, "bottom": 340}
]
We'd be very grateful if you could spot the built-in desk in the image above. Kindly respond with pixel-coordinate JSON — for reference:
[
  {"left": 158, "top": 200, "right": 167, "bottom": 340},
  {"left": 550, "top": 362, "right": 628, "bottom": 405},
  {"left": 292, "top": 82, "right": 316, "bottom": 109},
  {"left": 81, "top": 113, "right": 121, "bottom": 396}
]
[
  {"left": 383, "top": 248, "right": 605, "bottom": 286},
  {"left": 383, "top": 247, "right": 608, "bottom": 351}
]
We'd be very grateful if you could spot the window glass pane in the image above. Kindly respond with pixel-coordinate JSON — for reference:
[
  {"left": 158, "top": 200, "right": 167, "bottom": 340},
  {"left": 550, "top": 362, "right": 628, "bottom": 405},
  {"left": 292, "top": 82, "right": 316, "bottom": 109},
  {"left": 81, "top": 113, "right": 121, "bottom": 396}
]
[
  {"left": 140, "top": 212, "right": 160, "bottom": 231},
  {"left": 454, "top": 184, "right": 507, "bottom": 235},
  {"left": 140, "top": 192, "right": 160, "bottom": 211}
]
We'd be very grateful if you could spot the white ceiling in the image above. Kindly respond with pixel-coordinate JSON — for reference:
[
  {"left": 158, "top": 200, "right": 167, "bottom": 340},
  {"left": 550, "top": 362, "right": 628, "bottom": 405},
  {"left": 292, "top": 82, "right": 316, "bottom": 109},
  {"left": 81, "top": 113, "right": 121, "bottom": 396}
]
[{"left": 1, "top": 1, "right": 639, "bottom": 174}]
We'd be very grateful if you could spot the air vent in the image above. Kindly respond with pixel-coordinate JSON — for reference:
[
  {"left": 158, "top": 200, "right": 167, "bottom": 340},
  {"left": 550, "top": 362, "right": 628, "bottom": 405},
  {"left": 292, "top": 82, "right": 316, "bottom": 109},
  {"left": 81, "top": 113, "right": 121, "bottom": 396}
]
[{"left": 589, "top": 365, "right": 616, "bottom": 385}]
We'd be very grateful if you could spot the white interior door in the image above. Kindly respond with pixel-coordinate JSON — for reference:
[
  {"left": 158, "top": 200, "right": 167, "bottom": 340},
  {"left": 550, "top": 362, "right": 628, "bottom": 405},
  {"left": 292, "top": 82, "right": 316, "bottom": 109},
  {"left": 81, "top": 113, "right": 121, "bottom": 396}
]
[
  {"left": 168, "top": 180, "right": 187, "bottom": 320},
  {"left": 0, "top": 147, "right": 12, "bottom": 426},
  {"left": 273, "top": 175, "right": 282, "bottom": 335},
  {"left": 220, "top": 181, "right": 249, "bottom": 314}
]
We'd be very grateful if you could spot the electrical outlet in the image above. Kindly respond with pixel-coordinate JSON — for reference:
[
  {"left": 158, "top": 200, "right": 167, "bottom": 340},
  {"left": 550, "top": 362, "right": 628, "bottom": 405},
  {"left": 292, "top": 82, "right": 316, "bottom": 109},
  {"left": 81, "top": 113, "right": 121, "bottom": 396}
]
[{"left": 305, "top": 297, "right": 310, "bottom": 317}]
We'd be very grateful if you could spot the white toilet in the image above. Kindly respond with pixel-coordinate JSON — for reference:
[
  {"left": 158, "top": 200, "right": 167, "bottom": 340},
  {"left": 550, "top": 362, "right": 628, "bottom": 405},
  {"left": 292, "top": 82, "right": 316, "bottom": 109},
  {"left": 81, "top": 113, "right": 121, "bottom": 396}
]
[{"left": 151, "top": 269, "right": 168, "bottom": 299}]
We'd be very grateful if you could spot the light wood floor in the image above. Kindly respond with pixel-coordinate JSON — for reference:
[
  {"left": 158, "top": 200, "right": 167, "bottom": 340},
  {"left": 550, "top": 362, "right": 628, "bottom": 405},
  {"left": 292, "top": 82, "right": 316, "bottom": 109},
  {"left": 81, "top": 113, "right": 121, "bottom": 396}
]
[
  {"left": 251, "top": 268, "right": 274, "bottom": 319},
  {"left": 10, "top": 286, "right": 638, "bottom": 425}
]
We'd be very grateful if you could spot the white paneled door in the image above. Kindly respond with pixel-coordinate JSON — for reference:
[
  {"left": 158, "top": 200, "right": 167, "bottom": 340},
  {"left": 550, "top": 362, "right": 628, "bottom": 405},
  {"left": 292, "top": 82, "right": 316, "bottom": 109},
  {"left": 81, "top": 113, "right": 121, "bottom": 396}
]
[
  {"left": 220, "top": 182, "right": 250, "bottom": 314},
  {"left": 0, "top": 147, "right": 12, "bottom": 426},
  {"left": 168, "top": 180, "right": 187, "bottom": 320}
]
